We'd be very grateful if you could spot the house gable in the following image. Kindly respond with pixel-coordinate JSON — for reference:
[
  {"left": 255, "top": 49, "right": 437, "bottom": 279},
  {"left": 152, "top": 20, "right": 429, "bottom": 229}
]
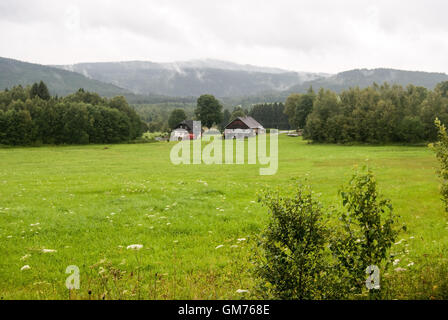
[
  {"left": 225, "top": 116, "right": 264, "bottom": 130},
  {"left": 225, "top": 119, "right": 250, "bottom": 130}
]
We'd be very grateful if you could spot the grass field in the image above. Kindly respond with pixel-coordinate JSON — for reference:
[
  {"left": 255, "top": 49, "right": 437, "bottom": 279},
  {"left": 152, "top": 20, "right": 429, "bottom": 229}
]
[{"left": 1, "top": 135, "right": 447, "bottom": 300}]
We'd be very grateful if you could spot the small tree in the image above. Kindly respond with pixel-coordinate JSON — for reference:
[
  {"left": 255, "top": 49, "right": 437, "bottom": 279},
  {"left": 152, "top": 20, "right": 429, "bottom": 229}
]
[
  {"left": 330, "top": 169, "right": 402, "bottom": 293},
  {"left": 168, "top": 109, "right": 187, "bottom": 129},
  {"left": 30, "top": 83, "right": 40, "bottom": 99},
  {"left": 230, "top": 106, "right": 246, "bottom": 120},
  {"left": 254, "top": 184, "right": 336, "bottom": 300},
  {"left": 37, "top": 81, "right": 51, "bottom": 100},
  {"left": 284, "top": 87, "right": 315, "bottom": 130},
  {"left": 195, "top": 94, "right": 223, "bottom": 128},
  {"left": 431, "top": 118, "right": 448, "bottom": 212}
]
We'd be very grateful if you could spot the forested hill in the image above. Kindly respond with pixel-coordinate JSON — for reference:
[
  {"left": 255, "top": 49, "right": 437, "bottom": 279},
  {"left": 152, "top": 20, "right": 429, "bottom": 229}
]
[
  {"left": 3, "top": 57, "right": 448, "bottom": 104},
  {"left": 287, "top": 68, "right": 448, "bottom": 93},
  {"left": 51, "top": 59, "right": 448, "bottom": 104},
  {"left": 52, "top": 60, "right": 324, "bottom": 97},
  {"left": 0, "top": 57, "right": 130, "bottom": 97},
  {"left": 226, "top": 68, "right": 448, "bottom": 107}
]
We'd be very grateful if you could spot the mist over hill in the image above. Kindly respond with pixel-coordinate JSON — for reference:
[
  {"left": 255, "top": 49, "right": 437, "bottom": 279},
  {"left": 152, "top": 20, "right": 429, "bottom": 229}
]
[
  {"left": 53, "top": 59, "right": 448, "bottom": 103},
  {"left": 2, "top": 57, "right": 448, "bottom": 105},
  {"left": 52, "top": 59, "right": 327, "bottom": 97}
]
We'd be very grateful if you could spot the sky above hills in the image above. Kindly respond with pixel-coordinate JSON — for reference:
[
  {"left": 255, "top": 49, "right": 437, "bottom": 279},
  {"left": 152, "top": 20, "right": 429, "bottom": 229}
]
[{"left": 1, "top": 0, "right": 447, "bottom": 74}]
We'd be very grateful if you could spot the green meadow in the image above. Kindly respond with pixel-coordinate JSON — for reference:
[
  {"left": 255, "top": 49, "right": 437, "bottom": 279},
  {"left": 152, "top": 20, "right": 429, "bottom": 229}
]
[{"left": 1, "top": 135, "right": 447, "bottom": 300}]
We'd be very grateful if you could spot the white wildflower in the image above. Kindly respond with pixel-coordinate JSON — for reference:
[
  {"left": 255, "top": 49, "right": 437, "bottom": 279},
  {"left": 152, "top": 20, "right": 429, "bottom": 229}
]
[
  {"left": 21, "top": 265, "right": 31, "bottom": 271},
  {"left": 407, "top": 262, "right": 415, "bottom": 267},
  {"left": 126, "top": 244, "right": 143, "bottom": 250},
  {"left": 236, "top": 289, "right": 249, "bottom": 294},
  {"left": 215, "top": 245, "right": 224, "bottom": 250},
  {"left": 394, "top": 267, "right": 407, "bottom": 272},
  {"left": 30, "top": 223, "right": 40, "bottom": 227},
  {"left": 41, "top": 249, "right": 57, "bottom": 253},
  {"left": 237, "top": 238, "right": 246, "bottom": 242},
  {"left": 393, "top": 259, "right": 400, "bottom": 266}
]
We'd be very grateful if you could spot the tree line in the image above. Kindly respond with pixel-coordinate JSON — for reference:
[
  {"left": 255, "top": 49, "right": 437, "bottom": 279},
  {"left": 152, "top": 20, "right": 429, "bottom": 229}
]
[
  {"left": 249, "top": 102, "right": 290, "bottom": 130},
  {"left": 0, "top": 81, "right": 145, "bottom": 145},
  {"left": 164, "top": 95, "right": 291, "bottom": 132},
  {"left": 286, "top": 81, "right": 448, "bottom": 143}
]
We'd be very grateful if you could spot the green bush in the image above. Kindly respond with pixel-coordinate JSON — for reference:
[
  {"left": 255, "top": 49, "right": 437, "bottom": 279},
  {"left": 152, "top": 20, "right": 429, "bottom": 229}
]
[
  {"left": 254, "top": 184, "right": 340, "bottom": 299},
  {"left": 254, "top": 170, "right": 403, "bottom": 300},
  {"left": 430, "top": 118, "right": 448, "bottom": 212},
  {"left": 331, "top": 169, "right": 403, "bottom": 295}
]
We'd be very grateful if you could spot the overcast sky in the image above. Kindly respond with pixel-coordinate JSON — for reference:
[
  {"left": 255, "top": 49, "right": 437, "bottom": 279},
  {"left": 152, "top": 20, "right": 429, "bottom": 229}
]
[{"left": 1, "top": 0, "right": 447, "bottom": 73}]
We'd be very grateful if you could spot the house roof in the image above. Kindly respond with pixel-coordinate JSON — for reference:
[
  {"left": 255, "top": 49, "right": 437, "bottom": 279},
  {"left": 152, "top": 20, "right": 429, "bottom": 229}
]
[
  {"left": 225, "top": 116, "right": 264, "bottom": 129},
  {"left": 175, "top": 120, "right": 194, "bottom": 131}
]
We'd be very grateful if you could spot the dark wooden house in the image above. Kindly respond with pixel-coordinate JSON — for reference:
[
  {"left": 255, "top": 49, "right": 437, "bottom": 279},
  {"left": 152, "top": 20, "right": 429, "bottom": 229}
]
[{"left": 224, "top": 116, "right": 265, "bottom": 136}]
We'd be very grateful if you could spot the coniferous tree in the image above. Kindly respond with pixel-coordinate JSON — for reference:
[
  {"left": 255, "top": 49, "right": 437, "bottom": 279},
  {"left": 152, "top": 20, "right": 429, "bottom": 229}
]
[
  {"left": 168, "top": 108, "right": 187, "bottom": 129},
  {"left": 37, "top": 81, "right": 50, "bottom": 100},
  {"left": 30, "top": 83, "right": 40, "bottom": 99}
]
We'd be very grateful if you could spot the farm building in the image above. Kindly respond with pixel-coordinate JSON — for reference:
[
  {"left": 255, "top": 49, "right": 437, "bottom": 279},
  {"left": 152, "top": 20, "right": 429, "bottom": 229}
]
[
  {"left": 174, "top": 120, "right": 195, "bottom": 133},
  {"left": 224, "top": 116, "right": 266, "bottom": 137},
  {"left": 171, "top": 120, "right": 202, "bottom": 140}
]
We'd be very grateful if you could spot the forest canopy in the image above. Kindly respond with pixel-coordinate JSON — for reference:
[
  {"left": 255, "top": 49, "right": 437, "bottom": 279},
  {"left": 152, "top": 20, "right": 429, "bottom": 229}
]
[
  {"left": 0, "top": 82, "right": 145, "bottom": 145},
  {"left": 287, "top": 81, "right": 448, "bottom": 144}
]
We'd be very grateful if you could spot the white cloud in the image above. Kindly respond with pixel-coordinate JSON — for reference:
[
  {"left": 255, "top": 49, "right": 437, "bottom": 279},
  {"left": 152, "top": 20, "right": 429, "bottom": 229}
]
[{"left": 0, "top": 0, "right": 447, "bottom": 73}]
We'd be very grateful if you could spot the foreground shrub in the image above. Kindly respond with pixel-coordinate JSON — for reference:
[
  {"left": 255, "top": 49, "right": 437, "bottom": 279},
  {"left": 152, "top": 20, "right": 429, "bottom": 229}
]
[
  {"left": 254, "top": 184, "right": 341, "bottom": 299},
  {"left": 331, "top": 169, "right": 403, "bottom": 295},
  {"left": 430, "top": 118, "right": 448, "bottom": 212},
  {"left": 254, "top": 170, "right": 403, "bottom": 299}
]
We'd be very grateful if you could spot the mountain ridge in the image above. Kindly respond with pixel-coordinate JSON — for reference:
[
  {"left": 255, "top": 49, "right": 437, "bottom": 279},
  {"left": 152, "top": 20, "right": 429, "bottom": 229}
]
[
  {"left": 52, "top": 59, "right": 326, "bottom": 97},
  {"left": 0, "top": 56, "right": 130, "bottom": 97},
  {"left": 287, "top": 67, "right": 448, "bottom": 93},
  {"left": 2, "top": 57, "right": 448, "bottom": 104}
]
